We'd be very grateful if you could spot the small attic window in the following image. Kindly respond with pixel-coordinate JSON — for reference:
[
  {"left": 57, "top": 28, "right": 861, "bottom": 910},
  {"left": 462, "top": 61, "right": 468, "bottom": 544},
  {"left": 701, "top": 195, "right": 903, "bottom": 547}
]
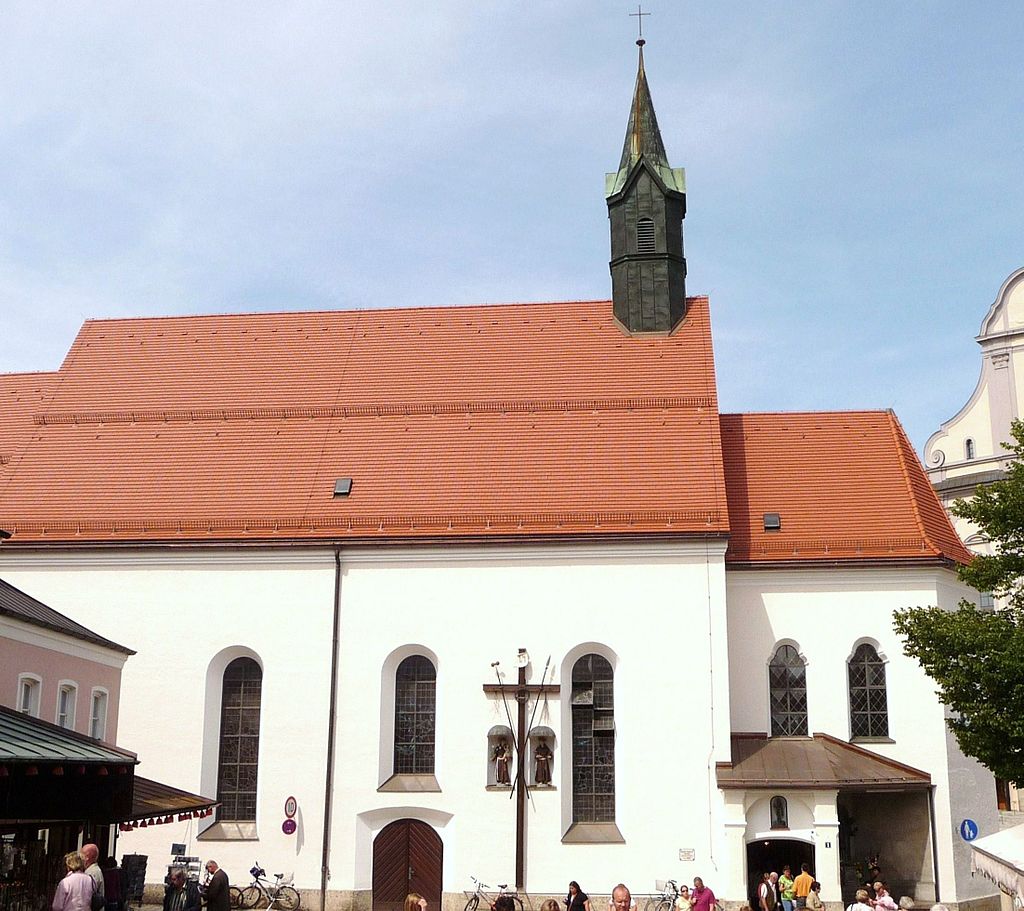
[
  {"left": 333, "top": 478, "right": 353, "bottom": 497},
  {"left": 763, "top": 512, "right": 781, "bottom": 531},
  {"left": 965, "top": 438, "right": 975, "bottom": 460},
  {"left": 636, "top": 217, "right": 656, "bottom": 254}
]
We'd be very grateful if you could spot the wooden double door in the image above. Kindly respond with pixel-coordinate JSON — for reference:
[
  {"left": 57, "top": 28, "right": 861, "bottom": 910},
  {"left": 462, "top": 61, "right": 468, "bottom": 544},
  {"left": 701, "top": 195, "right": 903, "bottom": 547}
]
[{"left": 372, "top": 819, "right": 443, "bottom": 911}]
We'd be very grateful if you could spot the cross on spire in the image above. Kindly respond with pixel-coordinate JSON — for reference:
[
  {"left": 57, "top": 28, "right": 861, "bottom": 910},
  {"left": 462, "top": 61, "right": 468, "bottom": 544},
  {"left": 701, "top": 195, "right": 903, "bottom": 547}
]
[{"left": 629, "top": 4, "right": 651, "bottom": 44}]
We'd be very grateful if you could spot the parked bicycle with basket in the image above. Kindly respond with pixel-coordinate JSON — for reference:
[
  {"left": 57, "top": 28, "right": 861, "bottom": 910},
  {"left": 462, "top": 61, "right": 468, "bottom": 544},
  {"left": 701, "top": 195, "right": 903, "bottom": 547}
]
[{"left": 239, "top": 864, "right": 300, "bottom": 911}]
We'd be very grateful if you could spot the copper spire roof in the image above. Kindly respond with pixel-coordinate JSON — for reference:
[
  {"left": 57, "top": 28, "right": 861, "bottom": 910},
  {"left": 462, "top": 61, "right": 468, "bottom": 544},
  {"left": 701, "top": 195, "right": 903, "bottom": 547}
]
[{"left": 606, "top": 43, "right": 685, "bottom": 198}]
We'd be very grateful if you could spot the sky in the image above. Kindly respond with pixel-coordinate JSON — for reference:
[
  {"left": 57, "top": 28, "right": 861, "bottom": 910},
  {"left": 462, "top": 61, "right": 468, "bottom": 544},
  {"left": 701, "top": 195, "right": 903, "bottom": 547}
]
[{"left": 1, "top": 1, "right": 1023, "bottom": 454}]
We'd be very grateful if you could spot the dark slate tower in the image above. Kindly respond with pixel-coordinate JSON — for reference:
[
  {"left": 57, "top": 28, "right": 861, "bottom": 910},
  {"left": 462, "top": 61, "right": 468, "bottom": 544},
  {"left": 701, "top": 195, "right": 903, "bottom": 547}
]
[{"left": 606, "top": 39, "right": 687, "bottom": 334}]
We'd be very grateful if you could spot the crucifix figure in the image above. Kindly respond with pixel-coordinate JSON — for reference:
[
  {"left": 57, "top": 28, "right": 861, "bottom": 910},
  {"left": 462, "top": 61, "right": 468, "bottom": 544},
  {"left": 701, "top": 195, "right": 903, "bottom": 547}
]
[
  {"left": 483, "top": 650, "right": 558, "bottom": 890},
  {"left": 630, "top": 4, "right": 651, "bottom": 41}
]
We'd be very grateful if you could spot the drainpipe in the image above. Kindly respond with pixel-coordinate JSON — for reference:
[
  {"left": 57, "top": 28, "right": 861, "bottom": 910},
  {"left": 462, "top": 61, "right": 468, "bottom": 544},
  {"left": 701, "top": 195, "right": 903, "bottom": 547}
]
[
  {"left": 321, "top": 547, "right": 343, "bottom": 911},
  {"left": 928, "top": 786, "right": 941, "bottom": 902}
]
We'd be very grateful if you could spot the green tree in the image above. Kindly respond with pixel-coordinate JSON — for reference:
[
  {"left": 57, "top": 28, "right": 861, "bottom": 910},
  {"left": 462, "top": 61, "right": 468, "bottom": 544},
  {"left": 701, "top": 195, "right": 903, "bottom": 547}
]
[{"left": 893, "top": 420, "right": 1024, "bottom": 783}]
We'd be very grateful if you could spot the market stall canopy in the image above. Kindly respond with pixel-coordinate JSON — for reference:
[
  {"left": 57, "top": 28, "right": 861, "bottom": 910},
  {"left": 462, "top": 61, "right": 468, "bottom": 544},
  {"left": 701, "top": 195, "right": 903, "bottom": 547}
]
[
  {"left": 1, "top": 706, "right": 215, "bottom": 828},
  {"left": 970, "top": 823, "right": 1024, "bottom": 904},
  {"left": 0, "top": 704, "right": 137, "bottom": 823},
  {"left": 115, "top": 775, "right": 218, "bottom": 829}
]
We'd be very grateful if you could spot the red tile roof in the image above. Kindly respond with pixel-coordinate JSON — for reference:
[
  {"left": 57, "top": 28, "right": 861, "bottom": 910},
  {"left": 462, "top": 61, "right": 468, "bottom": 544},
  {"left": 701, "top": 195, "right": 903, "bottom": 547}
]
[
  {"left": 0, "top": 300, "right": 970, "bottom": 565},
  {"left": 0, "top": 299, "right": 728, "bottom": 541},
  {"left": 720, "top": 411, "right": 972, "bottom": 564},
  {"left": 0, "top": 372, "right": 57, "bottom": 490}
]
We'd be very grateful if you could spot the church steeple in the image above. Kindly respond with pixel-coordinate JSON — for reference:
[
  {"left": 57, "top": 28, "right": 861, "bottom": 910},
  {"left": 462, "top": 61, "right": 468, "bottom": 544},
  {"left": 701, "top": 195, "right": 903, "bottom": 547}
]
[{"left": 606, "top": 40, "right": 687, "bottom": 334}]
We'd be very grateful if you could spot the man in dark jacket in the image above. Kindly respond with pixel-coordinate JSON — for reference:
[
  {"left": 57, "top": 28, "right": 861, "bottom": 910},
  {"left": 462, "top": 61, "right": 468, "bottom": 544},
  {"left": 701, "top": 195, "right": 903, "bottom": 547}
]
[
  {"left": 204, "top": 861, "right": 231, "bottom": 911},
  {"left": 164, "top": 868, "right": 201, "bottom": 911}
]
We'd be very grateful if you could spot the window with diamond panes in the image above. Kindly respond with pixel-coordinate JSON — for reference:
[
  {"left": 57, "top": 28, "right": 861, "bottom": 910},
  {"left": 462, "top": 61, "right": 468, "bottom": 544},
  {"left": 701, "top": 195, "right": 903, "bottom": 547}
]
[
  {"left": 216, "top": 657, "right": 262, "bottom": 821},
  {"left": 571, "top": 653, "right": 615, "bottom": 822},
  {"left": 394, "top": 655, "right": 436, "bottom": 774},
  {"left": 769, "top": 645, "right": 808, "bottom": 736},
  {"left": 848, "top": 643, "right": 888, "bottom": 738}
]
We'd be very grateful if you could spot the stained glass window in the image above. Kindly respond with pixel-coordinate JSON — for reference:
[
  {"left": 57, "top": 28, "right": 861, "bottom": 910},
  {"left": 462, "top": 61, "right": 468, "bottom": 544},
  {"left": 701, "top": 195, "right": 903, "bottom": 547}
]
[
  {"left": 216, "top": 657, "right": 262, "bottom": 821},
  {"left": 848, "top": 644, "right": 888, "bottom": 738},
  {"left": 571, "top": 653, "right": 615, "bottom": 822},
  {"left": 769, "top": 645, "right": 808, "bottom": 736},
  {"left": 394, "top": 655, "right": 436, "bottom": 774}
]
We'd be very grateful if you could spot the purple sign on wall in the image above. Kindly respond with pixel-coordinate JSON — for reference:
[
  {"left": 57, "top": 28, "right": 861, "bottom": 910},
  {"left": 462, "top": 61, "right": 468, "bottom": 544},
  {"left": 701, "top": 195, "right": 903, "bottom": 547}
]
[{"left": 282, "top": 819, "right": 297, "bottom": 836}]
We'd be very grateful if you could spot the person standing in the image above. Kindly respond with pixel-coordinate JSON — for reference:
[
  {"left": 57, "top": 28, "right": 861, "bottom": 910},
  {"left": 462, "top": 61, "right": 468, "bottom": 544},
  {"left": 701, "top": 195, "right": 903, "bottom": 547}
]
[
  {"left": 792, "top": 865, "right": 813, "bottom": 910},
  {"left": 164, "top": 868, "right": 201, "bottom": 911},
  {"left": 566, "top": 882, "right": 591, "bottom": 911},
  {"left": 757, "top": 872, "right": 777, "bottom": 911},
  {"left": 53, "top": 853, "right": 92, "bottom": 911},
  {"left": 806, "top": 884, "right": 822, "bottom": 911},
  {"left": 690, "top": 878, "right": 716, "bottom": 911},
  {"left": 675, "top": 885, "right": 693, "bottom": 911},
  {"left": 778, "top": 867, "right": 795, "bottom": 911},
  {"left": 204, "top": 862, "right": 230, "bottom": 911},
  {"left": 871, "top": 883, "right": 897, "bottom": 911},
  {"left": 81, "top": 845, "right": 104, "bottom": 907}
]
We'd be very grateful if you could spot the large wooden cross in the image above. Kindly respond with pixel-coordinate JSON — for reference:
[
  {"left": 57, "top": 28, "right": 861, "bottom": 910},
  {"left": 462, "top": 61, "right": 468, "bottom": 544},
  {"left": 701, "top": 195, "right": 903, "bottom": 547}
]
[
  {"left": 482, "top": 650, "right": 560, "bottom": 889},
  {"left": 630, "top": 4, "right": 651, "bottom": 40}
]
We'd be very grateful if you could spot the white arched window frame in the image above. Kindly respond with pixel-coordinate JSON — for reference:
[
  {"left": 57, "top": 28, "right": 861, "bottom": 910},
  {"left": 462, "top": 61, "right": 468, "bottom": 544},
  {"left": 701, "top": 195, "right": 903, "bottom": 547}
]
[
  {"left": 378, "top": 644, "right": 441, "bottom": 791},
  {"left": 559, "top": 642, "right": 623, "bottom": 843},
  {"left": 17, "top": 674, "right": 42, "bottom": 717},
  {"left": 965, "top": 438, "right": 976, "bottom": 460},
  {"left": 56, "top": 680, "right": 78, "bottom": 730},
  {"left": 89, "top": 687, "right": 109, "bottom": 740},
  {"left": 199, "top": 646, "right": 265, "bottom": 839}
]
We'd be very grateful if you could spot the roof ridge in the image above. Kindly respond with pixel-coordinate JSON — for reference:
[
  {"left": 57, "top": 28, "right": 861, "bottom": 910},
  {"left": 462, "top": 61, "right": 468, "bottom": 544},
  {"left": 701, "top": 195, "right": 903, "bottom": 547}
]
[
  {"left": 721, "top": 409, "right": 891, "bottom": 419},
  {"left": 66, "top": 296, "right": 714, "bottom": 328},
  {"left": 885, "top": 410, "right": 940, "bottom": 558}
]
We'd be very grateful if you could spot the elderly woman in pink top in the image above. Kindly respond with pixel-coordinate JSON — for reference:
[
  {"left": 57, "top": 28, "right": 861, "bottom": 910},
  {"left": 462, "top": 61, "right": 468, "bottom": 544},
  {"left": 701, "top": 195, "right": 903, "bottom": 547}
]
[{"left": 53, "top": 852, "right": 94, "bottom": 911}]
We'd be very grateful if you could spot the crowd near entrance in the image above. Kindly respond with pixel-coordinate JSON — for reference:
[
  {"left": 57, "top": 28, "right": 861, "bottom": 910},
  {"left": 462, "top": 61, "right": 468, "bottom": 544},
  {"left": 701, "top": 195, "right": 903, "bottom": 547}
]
[
  {"left": 371, "top": 819, "right": 443, "bottom": 911},
  {"left": 746, "top": 840, "right": 814, "bottom": 908}
]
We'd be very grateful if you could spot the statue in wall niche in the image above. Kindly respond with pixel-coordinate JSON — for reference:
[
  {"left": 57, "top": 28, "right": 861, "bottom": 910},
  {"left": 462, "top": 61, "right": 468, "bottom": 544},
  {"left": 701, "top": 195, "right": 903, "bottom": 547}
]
[
  {"left": 493, "top": 739, "right": 512, "bottom": 785},
  {"left": 533, "top": 738, "right": 552, "bottom": 785}
]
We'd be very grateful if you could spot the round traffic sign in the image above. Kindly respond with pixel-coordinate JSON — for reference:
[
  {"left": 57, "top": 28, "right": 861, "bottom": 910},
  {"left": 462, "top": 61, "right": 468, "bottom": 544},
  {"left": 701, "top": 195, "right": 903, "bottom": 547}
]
[
  {"left": 282, "top": 819, "right": 297, "bottom": 836},
  {"left": 284, "top": 796, "right": 297, "bottom": 819},
  {"left": 960, "top": 819, "right": 979, "bottom": 842}
]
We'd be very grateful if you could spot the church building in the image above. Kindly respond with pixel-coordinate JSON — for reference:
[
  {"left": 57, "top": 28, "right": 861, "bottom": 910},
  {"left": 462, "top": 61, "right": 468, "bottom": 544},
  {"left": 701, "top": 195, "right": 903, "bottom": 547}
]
[{"left": 0, "top": 41, "right": 1000, "bottom": 911}]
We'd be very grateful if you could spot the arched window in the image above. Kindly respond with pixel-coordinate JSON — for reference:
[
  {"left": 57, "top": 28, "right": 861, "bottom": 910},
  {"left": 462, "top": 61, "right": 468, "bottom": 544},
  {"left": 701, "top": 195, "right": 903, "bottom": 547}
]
[
  {"left": 965, "top": 438, "right": 976, "bottom": 460},
  {"left": 216, "top": 657, "right": 262, "bottom": 821},
  {"left": 848, "top": 644, "right": 888, "bottom": 738},
  {"left": 571, "top": 653, "right": 615, "bottom": 822},
  {"left": 17, "top": 675, "right": 41, "bottom": 717},
  {"left": 636, "top": 217, "right": 656, "bottom": 254},
  {"left": 56, "top": 682, "right": 77, "bottom": 729},
  {"left": 394, "top": 655, "right": 436, "bottom": 774},
  {"left": 89, "top": 688, "right": 109, "bottom": 740},
  {"left": 770, "top": 795, "right": 789, "bottom": 829},
  {"left": 769, "top": 645, "right": 808, "bottom": 736}
]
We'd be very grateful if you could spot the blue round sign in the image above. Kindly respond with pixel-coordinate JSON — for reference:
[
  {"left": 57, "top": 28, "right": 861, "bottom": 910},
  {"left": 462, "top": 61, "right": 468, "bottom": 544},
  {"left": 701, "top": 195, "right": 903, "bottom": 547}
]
[{"left": 960, "top": 819, "right": 979, "bottom": 842}]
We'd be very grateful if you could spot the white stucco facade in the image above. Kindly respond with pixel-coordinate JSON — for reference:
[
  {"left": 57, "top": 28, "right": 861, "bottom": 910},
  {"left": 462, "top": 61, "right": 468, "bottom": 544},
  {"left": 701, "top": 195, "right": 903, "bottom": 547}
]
[{"left": 0, "top": 541, "right": 999, "bottom": 910}]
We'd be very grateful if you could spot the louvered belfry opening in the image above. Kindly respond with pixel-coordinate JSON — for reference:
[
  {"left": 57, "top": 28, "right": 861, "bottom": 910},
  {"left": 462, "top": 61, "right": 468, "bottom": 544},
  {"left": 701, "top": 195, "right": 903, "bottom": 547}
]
[{"left": 636, "top": 216, "right": 656, "bottom": 253}]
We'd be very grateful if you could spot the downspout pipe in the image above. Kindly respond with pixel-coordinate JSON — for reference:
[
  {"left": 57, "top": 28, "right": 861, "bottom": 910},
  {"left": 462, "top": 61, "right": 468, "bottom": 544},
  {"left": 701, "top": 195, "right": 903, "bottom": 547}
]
[{"left": 321, "top": 547, "right": 343, "bottom": 911}]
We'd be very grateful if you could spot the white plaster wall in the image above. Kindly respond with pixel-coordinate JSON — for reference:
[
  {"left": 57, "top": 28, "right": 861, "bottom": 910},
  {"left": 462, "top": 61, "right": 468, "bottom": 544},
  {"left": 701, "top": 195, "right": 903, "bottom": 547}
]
[
  {"left": 0, "top": 549, "right": 336, "bottom": 890},
  {"left": 725, "top": 567, "right": 995, "bottom": 903},
  {"left": 330, "top": 541, "right": 732, "bottom": 899}
]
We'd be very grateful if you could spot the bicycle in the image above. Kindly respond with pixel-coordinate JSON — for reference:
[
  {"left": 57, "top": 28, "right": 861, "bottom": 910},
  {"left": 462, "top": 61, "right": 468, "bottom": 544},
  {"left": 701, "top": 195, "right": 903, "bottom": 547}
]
[
  {"left": 200, "top": 871, "right": 245, "bottom": 910},
  {"left": 644, "top": 880, "right": 680, "bottom": 911},
  {"left": 240, "top": 864, "right": 300, "bottom": 911},
  {"left": 463, "top": 876, "right": 524, "bottom": 911}
]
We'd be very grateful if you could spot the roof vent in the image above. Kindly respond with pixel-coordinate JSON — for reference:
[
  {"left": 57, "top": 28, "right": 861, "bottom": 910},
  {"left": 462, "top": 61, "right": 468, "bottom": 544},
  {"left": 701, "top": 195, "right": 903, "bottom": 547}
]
[
  {"left": 333, "top": 478, "right": 353, "bottom": 498},
  {"left": 763, "top": 512, "right": 781, "bottom": 531}
]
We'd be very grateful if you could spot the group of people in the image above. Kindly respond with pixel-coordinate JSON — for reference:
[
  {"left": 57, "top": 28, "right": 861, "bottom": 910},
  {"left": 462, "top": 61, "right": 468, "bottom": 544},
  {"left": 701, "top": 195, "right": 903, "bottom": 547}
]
[
  {"left": 756, "top": 864, "right": 823, "bottom": 911},
  {"left": 52, "top": 844, "right": 123, "bottom": 911},
  {"left": 53, "top": 851, "right": 229, "bottom": 911}
]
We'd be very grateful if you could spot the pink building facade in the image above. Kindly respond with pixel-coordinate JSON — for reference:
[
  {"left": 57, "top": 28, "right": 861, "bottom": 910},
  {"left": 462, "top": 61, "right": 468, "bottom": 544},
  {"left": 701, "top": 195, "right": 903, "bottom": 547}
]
[{"left": 0, "top": 576, "right": 133, "bottom": 741}]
